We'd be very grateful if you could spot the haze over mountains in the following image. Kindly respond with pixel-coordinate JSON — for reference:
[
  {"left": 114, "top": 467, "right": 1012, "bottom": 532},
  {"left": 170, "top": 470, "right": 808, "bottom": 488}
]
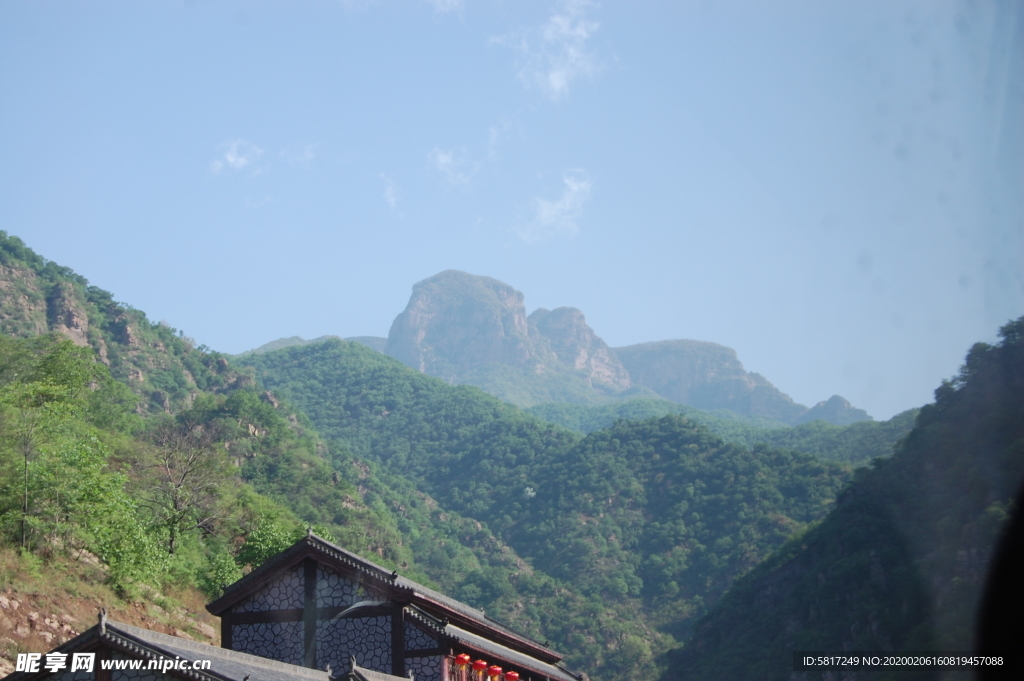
[{"left": 246, "top": 270, "right": 870, "bottom": 426}]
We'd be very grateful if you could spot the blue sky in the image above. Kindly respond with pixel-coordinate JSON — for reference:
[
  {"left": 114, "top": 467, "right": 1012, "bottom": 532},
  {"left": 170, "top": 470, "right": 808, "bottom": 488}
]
[{"left": 1, "top": 0, "right": 1021, "bottom": 420}]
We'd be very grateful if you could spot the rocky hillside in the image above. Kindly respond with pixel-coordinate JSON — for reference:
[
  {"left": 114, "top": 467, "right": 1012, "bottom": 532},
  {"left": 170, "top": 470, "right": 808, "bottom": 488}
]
[{"left": 0, "top": 232, "right": 244, "bottom": 413}]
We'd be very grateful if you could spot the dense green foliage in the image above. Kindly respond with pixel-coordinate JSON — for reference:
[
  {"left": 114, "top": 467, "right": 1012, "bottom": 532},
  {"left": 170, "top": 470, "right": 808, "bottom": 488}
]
[
  {"left": 0, "top": 334, "right": 421, "bottom": 598},
  {"left": 675, "top": 317, "right": 1024, "bottom": 681},
  {"left": 528, "top": 399, "right": 917, "bottom": 465},
  {"left": 240, "top": 339, "right": 856, "bottom": 677},
  {"left": 237, "top": 338, "right": 583, "bottom": 476},
  {"left": 0, "top": 336, "right": 163, "bottom": 585}
]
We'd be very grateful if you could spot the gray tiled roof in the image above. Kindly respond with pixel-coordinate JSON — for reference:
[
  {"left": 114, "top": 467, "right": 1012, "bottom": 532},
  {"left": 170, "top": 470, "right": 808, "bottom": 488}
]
[
  {"left": 1, "top": 620, "right": 417, "bottom": 681},
  {"left": 440, "top": 625, "right": 579, "bottom": 681},
  {"left": 1, "top": 620, "right": 328, "bottom": 681},
  {"left": 105, "top": 622, "right": 328, "bottom": 681}
]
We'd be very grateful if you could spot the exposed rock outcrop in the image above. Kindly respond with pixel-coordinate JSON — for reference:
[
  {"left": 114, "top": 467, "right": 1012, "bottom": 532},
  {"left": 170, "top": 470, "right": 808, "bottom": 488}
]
[
  {"left": 0, "top": 264, "right": 51, "bottom": 337},
  {"left": 47, "top": 281, "right": 90, "bottom": 346},
  {"left": 383, "top": 270, "right": 871, "bottom": 423},
  {"left": 529, "top": 307, "right": 631, "bottom": 392},
  {"left": 385, "top": 270, "right": 538, "bottom": 381}
]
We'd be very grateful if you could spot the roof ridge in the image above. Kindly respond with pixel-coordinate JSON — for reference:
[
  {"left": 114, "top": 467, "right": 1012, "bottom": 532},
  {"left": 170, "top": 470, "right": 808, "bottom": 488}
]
[{"left": 106, "top": 621, "right": 328, "bottom": 680}]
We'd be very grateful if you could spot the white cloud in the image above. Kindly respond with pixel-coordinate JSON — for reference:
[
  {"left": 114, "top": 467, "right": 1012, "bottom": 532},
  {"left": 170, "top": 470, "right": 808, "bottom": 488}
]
[
  {"left": 427, "top": 0, "right": 463, "bottom": 12},
  {"left": 518, "top": 171, "right": 592, "bottom": 243},
  {"left": 429, "top": 148, "right": 475, "bottom": 186},
  {"left": 495, "top": 0, "right": 599, "bottom": 101},
  {"left": 381, "top": 173, "right": 400, "bottom": 213},
  {"left": 210, "top": 139, "right": 265, "bottom": 174}
]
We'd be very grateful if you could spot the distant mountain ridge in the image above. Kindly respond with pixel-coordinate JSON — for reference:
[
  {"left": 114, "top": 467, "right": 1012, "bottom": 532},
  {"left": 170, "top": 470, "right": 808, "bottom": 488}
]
[
  {"left": 248, "top": 270, "right": 870, "bottom": 425},
  {"left": 372, "top": 270, "right": 869, "bottom": 424}
]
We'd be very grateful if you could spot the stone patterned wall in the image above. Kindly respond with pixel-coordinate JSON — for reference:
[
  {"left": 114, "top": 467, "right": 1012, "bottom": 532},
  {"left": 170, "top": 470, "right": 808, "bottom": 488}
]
[
  {"left": 235, "top": 566, "right": 305, "bottom": 612},
  {"left": 231, "top": 621, "right": 304, "bottom": 665},
  {"left": 316, "top": 615, "right": 392, "bottom": 674},
  {"left": 407, "top": 655, "right": 443, "bottom": 681},
  {"left": 404, "top": 621, "right": 438, "bottom": 651},
  {"left": 315, "top": 564, "right": 388, "bottom": 608},
  {"left": 315, "top": 565, "right": 358, "bottom": 608}
]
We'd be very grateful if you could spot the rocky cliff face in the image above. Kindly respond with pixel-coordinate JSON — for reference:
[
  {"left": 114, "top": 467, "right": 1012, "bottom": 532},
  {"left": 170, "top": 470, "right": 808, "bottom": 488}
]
[
  {"left": 382, "top": 270, "right": 869, "bottom": 422},
  {"left": 529, "top": 307, "right": 631, "bottom": 392},
  {"left": 0, "top": 263, "right": 54, "bottom": 338},
  {"left": 46, "top": 281, "right": 90, "bottom": 346},
  {"left": 385, "top": 270, "right": 538, "bottom": 381},
  {"left": 384, "top": 271, "right": 636, "bottom": 398}
]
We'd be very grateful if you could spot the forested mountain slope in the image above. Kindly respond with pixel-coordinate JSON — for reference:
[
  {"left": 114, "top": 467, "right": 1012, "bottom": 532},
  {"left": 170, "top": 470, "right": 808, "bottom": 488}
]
[
  {"left": 239, "top": 339, "right": 855, "bottom": 654},
  {"left": 0, "top": 236, "right": 672, "bottom": 681},
  {"left": 0, "top": 239, "right": 595, "bottom": 677},
  {"left": 674, "top": 317, "right": 1024, "bottom": 681}
]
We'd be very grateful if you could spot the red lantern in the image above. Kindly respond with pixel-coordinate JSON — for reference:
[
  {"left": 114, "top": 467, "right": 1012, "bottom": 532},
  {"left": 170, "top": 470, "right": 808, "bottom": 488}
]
[
  {"left": 455, "top": 655, "right": 471, "bottom": 669},
  {"left": 505, "top": 672, "right": 520, "bottom": 681},
  {"left": 472, "top": 660, "right": 488, "bottom": 674},
  {"left": 487, "top": 666, "right": 502, "bottom": 680}
]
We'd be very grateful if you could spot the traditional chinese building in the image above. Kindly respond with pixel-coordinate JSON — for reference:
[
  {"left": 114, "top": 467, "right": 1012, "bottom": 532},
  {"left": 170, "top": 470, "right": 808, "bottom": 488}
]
[
  {"left": 207, "top": 532, "right": 579, "bottom": 681},
  {"left": 3, "top": 533, "right": 582, "bottom": 681}
]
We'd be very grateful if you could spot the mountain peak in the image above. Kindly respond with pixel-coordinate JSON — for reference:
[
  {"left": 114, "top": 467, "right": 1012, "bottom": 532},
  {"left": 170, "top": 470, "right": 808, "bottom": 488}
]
[
  {"left": 793, "top": 394, "right": 872, "bottom": 425},
  {"left": 384, "top": 271, "right": 533, "bottom": 380}
]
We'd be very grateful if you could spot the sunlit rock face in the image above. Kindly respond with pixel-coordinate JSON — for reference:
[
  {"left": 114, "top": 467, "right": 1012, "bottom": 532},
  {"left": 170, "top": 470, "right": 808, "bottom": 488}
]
[
  {"left": 47, "top": 281, "right": 90, "bottom": 346},
  {"left": 384, "top": 271, "right": 631, "bottom": 395},
  {"left": 529, "top": 306, "right": 631, "bottom": 392},
  {"left": 385, "top": 270, "right": 538, "bottom": 382}
]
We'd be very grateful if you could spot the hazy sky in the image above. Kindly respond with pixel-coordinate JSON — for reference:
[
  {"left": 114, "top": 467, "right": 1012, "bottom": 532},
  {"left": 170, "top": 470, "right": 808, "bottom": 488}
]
[{"left": 2, "top": 0, "right": 1021, "bottom": 420}]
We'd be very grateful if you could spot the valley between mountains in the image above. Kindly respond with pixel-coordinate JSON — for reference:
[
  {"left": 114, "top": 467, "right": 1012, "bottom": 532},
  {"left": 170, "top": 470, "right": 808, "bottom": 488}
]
[{"left": 1, "top": 231, "right": 1021, "bottom": 681}]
